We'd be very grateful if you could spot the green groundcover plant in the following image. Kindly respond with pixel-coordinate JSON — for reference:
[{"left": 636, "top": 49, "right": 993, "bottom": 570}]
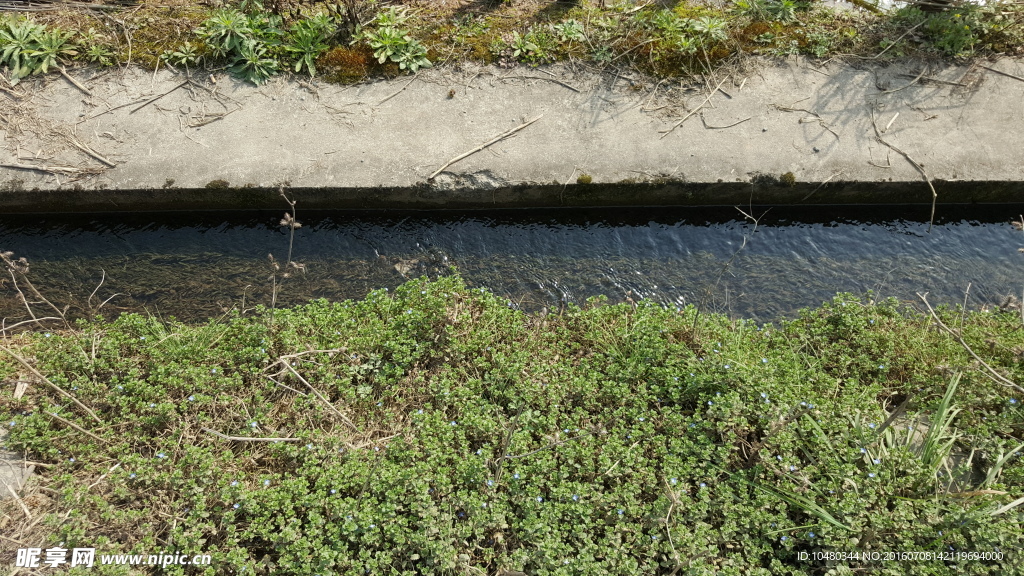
[{"left": 1, "top": 276, "right": 1022, "bottom": 575}]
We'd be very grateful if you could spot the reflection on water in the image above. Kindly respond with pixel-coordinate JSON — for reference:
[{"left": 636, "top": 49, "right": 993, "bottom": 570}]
[{"left": 0, "top": 205, "right": 1021, "bottom": 324}]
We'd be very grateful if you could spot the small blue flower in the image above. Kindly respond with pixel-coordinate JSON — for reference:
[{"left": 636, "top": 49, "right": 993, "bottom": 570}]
[
  {"left": 873, "top": 458, "right": 880, "bottom": 465},
  {"left": 188, "top": 395, "right": 195, "bottom": 401},
  {"left": 789, "top": 465, "right": 796, "bottom": 471},
  {"left": 878, "top": 365, "right": 885, "bottom": 370},
  {"left": 487, "top": 480, "right": 494, "bottom": 486},
  {"left": 700, "top": 482, "right": 706, "bottom": 488},
  {"left": 707, "top": 401, "right": 713, "bottom": 406},
  {"left": 808, "top": 532, "right": 816, "bottom": 538},
  {"left": 617, "top": 509, "right": 624, "bottom": 515},
  {"left": 670, "top": 478, "right": 678, "bottom": 485},
  {"left": 45, "top": 333, "right": 52, "bottom": 338},
  {"left": 417, "top": 409, "right": 424, "bottom": 414},
  {"left": 724, "top": 364, "right": 730, "bottom": 369},
  {"left": 760, "top": 393, "right": 767, "bottom": 398},
  {"left": 149, "top": 403, "right": 156, "bottom": 408},
  {"left": 8, "top": 421, "right": 14, "bottom": 427},
  {"left": 762, "top": 358, "right": 768, "bottom": 364},
  {"left": 156, "top": 452, "right": 167, "bottom": 459},
  {"left": 250, "top": 422, "right": 258, "bottom": 428},
  {"left": 231, "top": 481, "right": 239, "bottom": 487},
  {"left": 780, "top": 536, "right": 788, "bottom": 542},
  {"left": 306, "top": 443, "right": 313, "bottom": 450},
  {"left": 476, "top": 449, "right": 482, "bottom": 455},
  {"left": 513, "top": 473, "right": 520, "bottom": 480},
  {"left": 211, "top": 368, "right": 217, "bottom": 374},
  {"left": 868, "top": 473, "right": 876, "bottom": 478},
  {"left": 482, "top": 502, "right": 487, "bottom": 507},
  {"left": 330, "top": 489, "right": 337, "bottom": 494},
  {"left": 263, "top": 479, "right": 270, "bottom": 486},
  {"left": 117, "top": 385, "right": 124, "bottom": 391},
  {"left": 868, "top": 423, "right": 876, "bottom": 429},
  {"left": 233, "top": 503, "right": 240, "bottom": 509},
  {"left": 69, "top": 457, "right": 76, "bottom": 463},
  {"left": 638, "top": 417, "right": 645, "bottom": 422},
  {"left": 860, "top": 448, "right": 867, "bottom": 453},
  {"left": 1011, "top": 398, "right": 1018, "bottom": 405},
  {"left": 450, "top": 421, "right": 457, "bottom": 426},
  {"left": 572, "top": 494, "right": 579, "bottom": 501},
  {"left": 536, "top": 496, "right": 543, "bottom": 502},
  {"left": 129, "top": 473, "right": 137, "bottom": 479},
  {"left": 777, "top": 455, "right": 783, "bottom": 461},
  {"left": 800, "top": 401, "right": 807, "bottom": 407}
]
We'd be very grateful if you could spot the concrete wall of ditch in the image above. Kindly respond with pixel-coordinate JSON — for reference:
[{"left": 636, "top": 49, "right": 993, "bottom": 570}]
[{"left": 2, "top": 56, "right": 1023, "bottom": 212}]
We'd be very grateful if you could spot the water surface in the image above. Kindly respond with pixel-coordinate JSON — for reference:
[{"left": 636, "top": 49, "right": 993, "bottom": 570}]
[{"left": 1, "top": 205, "right": 1021, "bottom": 324}]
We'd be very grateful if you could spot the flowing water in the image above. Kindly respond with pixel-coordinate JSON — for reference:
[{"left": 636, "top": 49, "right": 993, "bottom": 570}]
[{"left": 1, "top": 204, "right": 1022, "bottom": 325}]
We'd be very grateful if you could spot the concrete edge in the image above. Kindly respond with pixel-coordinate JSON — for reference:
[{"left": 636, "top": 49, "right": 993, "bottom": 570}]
[{"left": 0, "top": 178, "right": 1021, "bottom": 213}]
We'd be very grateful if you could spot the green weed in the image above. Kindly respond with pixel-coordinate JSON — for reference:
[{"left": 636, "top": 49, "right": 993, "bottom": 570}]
[
  {"left": 2, "top": 284, "right": 1021, "bottom": 575},
  {"left": 356, "top": 6, "right": 431, "bottom": 73}
]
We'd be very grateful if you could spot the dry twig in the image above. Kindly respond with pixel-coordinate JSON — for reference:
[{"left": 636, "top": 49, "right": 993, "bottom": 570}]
[
  {"left": 377, "top": 74, "right": 419, "bottom": 106},
  {"left": 0, "top": 163, "right": 101, "bottom": 177},
  {"left": 773, "top": 103, "right": 840, "bottom": 140},
  {"left": 201, "top": 427, "right": 303, "bottom": 443},
  {"left": 3, "top": 481, "right": 31, "bottom": 519},
  {"left": 282, "top": 362, "right": 360, "bottom": 432},
  {"left": 918, "top": 293, "right": 1024, "bottom": 394},
  {"left": 659, "top": 77, "right": 727, "bottom": 140},
  {"left": 428, "top": 115, "right": 543, "bottom": 180},
  {"left": 505, "top": 75, "right": 580, "bottom": 93},
  {"left": 67, "top": 135, "right": 116, "bottom": 168},
  {"left": 878, "top": 67, "right": 926, "bottom": 94},
  {"left": 870, "top": 107, "right": 936, "bottom": 232},
  {"left": 59, "top": 67, "right": 92, "bottom": 96},
  {"left": 129, "top": 80, "right": 189, "bottom": 114},
  {"left": 0, "top": 344, "right": 103, "bottom": 424},
  {"left": 46, "top": 411, "right": 108, "bottom": 444},
  {"left": 978, "top": 64, "right": 1024, "bottom": 84},
  {"left": 874, "top": 21, "right": 925, "bottom": 60},
  {"left": 700, "top": 113, "right": 751, "bottom": 130}
]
